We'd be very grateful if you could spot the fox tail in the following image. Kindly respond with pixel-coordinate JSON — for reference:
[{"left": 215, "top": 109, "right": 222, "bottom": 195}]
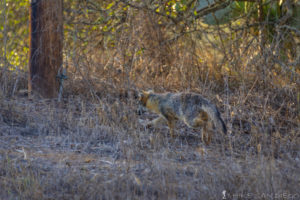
[{"left": 202, "top": 104, "right": 227, "bottom": 134}]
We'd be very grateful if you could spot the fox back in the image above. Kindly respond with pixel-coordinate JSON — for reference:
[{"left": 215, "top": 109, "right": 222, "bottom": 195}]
[{"left": 139, "top": 91, "right": 227, "bottom": 135}]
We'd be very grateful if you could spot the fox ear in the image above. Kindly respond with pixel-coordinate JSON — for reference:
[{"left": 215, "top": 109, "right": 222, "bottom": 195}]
[
  {"left": 138, "top": 91, "right": 145, "bottom": 100},
  {"left": 139, "top": 90, "right": 152, "bottom": 98}
]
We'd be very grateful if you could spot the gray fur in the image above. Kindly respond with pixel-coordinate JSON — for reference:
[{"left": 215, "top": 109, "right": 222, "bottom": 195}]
[{"left": 141, "top": 92, "right": 227, "bottom": 135}]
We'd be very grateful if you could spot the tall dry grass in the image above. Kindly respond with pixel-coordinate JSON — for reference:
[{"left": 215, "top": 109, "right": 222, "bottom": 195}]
[{"left": 1, "top": 4, "right": 300, "bottom": 200}]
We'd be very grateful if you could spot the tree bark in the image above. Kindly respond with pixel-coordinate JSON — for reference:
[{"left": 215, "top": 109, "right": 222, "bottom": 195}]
[{"left": 28, "top": 0, "right": 63, "bottom": 98}]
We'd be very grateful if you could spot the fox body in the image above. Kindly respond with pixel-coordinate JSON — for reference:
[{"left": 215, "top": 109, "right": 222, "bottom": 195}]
[{"left": 138, "top": 91, "right": 227, "bottom": 144}]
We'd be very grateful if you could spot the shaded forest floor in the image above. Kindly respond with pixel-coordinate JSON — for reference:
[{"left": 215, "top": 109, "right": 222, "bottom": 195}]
[{"left": 0, "top": 83, "right": 299, "bottom": 200}]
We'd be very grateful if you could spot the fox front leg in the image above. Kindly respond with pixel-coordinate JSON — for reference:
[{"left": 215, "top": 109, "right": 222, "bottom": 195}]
[
  {"left": 167, "top": 120, "right": 176, "bottom": 138},
  {"left": 146, "top": 116, "right": 176, "bottom": 138},
  {"left": 144, "top": 116, "right": 167, "bottom": 129}
]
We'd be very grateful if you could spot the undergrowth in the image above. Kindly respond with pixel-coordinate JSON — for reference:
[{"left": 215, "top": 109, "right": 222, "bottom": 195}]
[{"left": 0, "top": 5, "right": 300, "bottom": 200}]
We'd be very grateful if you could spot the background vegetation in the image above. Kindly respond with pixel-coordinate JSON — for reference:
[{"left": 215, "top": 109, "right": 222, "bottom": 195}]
[{"left": 0, "top": 0, "right": 299, "bottom": 199}]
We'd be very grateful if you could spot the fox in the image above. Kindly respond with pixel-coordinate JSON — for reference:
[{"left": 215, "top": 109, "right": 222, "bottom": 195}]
[{"left": 138, "top": 90, "right": 227, "bottom": 144}]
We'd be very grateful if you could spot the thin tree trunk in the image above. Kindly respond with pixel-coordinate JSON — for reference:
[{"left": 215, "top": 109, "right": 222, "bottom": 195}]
[
  {"left": 258, "top": 0, "right": 265, "bottom": 51},
  {"left": 28, "top": 0, "right": 63, "bottom": 98}
]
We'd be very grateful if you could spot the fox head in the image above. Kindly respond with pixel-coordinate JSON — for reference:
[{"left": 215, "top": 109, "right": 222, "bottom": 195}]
[
  {"left": 137, "top": 90, "right": 152, "bottom": 115},
  {"left": 139, "top": 90, "right": 152, "bottom": 106}
]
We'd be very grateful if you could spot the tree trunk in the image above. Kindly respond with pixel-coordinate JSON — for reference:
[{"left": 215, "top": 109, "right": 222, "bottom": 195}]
[
  {"left": 28, "top": 0, "right": 63, "bottom": 98},
  {"left": 258, "top": 0, "right": 265, "bottom": 51}
]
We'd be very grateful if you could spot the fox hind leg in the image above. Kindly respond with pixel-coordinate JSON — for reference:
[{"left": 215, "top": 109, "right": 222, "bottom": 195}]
[
  {"left": 201, "top": 124, "right": 212, "bottom": 145},
  {"left": 187, "top": 111, "right": 212, "bottom": 145},
  {"left": 187, "top": 111, "right": 209, "bottom": 128}
]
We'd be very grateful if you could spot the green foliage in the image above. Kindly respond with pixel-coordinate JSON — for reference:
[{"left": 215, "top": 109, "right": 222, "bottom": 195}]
[
  {"left": 198, "top": 0, "right": 299, "bottom": 30},
  {"left": 196, "top": 0, "right": 299, "bottom": 59},
  {"left": 0, "top": 0, "right": 299, "bottom": 71},
  {"left": 196, "top": 0, "right": 233, "bottom": 25},
  {"left": 64, "top": 0, "right": 128, "bottom": 52},
  {"left": 0, "top": 0, "right": 29, "bottom": 70}
]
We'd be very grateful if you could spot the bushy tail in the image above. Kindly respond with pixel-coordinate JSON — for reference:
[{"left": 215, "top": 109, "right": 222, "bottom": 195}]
[{"left": 202, "top": 104, "right": 227, "bottom": 134}]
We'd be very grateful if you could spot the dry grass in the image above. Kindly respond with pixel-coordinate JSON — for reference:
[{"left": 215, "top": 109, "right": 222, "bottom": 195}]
[
  {"left": 1, "top": 5, "right": 300, "bottom": 200},
  {"left": 0, "top": 71, "right": 299, "bottom": 199}
]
